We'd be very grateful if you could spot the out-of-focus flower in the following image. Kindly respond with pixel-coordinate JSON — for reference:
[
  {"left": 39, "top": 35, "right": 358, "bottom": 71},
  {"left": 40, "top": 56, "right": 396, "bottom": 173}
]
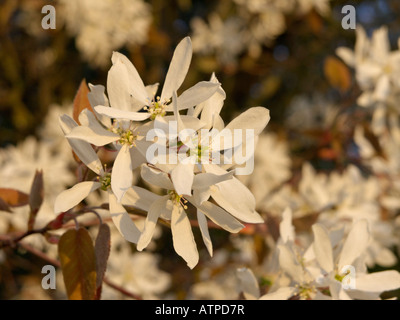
[
  {"left": 336, "top": 26, "right": 400, "bottom": 109},
  {"left": 57, "top": 0, "right": 152, "bottom": 68}
]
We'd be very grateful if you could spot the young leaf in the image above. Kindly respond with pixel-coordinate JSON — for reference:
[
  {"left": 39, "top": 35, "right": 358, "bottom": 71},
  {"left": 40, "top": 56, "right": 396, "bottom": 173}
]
[
  {"left": 95, "top": 223, "right": 111, "bottom": 290},
  {"left": 0, "top": 188, "right": 29, "bottom": 208},
  {"left": 324, "top": 56, "right": 351, "bottom": 93},
  {"left": 58, "top": 228, "right": 97, "bottom": 300},
  {"left": 28, "top": 170, "right": 44, "bottom": 230},
  {"left": 73, "top": 79, "right": 94, "bottom": 125}
]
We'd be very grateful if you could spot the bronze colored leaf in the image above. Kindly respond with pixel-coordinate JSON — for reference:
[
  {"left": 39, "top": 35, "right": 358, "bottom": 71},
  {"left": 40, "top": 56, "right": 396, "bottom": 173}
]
[
  {"left": 73, "top": 79, "right": 94, "bottom": 125},
  {"left": 0, "top": 188, "right": 29, "bottom": 208},
  {"left": 58, "top": 228, "right": 97, "bottom": 300},
  {"left": 324, "top": 56, "right": 352, "bottom": 93},
  {"left": 95, "top": 223, "right": 111, "bottom": 289},
  {"left": 28, "top": 170, "right": 44, "bottom": 230}
]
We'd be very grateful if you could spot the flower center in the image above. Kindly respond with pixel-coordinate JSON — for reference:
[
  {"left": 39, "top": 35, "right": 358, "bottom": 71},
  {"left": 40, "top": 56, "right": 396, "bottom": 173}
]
[
  {"left": 99, "top": 173, "right": 112, "bottom": 191},
  {"left": 295, "top": 283, "right": 316, "bottom": 300},
  {"left": 145, "top": 97, "right": 168, "bottom": 120},
  {"left": 168, "top": 190, "right": 188, "bottom": 209}
]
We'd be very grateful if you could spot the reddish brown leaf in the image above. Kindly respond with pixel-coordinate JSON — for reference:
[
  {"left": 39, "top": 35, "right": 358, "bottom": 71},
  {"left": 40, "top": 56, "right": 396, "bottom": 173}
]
[
  {"left": 0, "top": 188, "right": 29, "bottom": 208},
  {"left": 73, "top": 79, "right": 94, "bottom": 125},
  {"left": 0, "top": 197, "right": 11, "bottom": 213},
  {"left": 46, "top": 212, "right": 76, "bottom": 230},
  {"left": 58, "top": 228, "right": 97, "bottom": 300},
  {"left": 28, "top": 170, "right": 44, "bottom": 230},
  {"left": 95, "top": 223, "right": 111, "bottom": 292},
  {"left": 324, "top": 56, "right": 352, "bottom": 93}
]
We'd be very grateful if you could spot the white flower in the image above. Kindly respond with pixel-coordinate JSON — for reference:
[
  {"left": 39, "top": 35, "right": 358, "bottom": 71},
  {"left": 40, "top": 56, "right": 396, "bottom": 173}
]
[
  {"left": 134, "top": 164, "right": 247, "bottom": 268},
  {"left": 94, "top": 37, "right": 221, "bottom": 122},
  {"left": 55, "top": 114, "right": 142, "bottom": 244},
  {"left": 58, "top": 0, "right": 152, "bottom": 68},
  {"left": 336, "top": 26, "right": 400, "bottom": 108}
]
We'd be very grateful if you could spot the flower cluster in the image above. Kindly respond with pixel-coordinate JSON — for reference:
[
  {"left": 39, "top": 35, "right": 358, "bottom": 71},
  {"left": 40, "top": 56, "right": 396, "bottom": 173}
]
[{"left": 55, "top": 37, "right": 271, "bottom": 269}]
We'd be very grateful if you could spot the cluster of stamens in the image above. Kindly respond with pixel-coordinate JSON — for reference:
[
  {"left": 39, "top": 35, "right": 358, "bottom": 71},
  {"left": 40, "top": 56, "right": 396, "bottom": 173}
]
[
  {"left": 168, "top": 190, "right": 188, "bottom": 209},
  {"left": 144, "top": 97, "right": 167, "bottom": 120},
  {"left": 98, "top": 173, "right": 112, "bottom": 191},
  {"left": 111, "top": 125, "right": 136, "bottom": 146}
]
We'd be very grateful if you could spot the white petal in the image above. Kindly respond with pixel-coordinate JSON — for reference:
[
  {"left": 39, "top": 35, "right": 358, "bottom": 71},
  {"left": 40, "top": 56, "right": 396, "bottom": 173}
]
[
  {"left": 279, "top": 207, "right": 294, "bottom": 244},
  {"left": 137, "top": 196, "right": 169, "bottom": 251},
  {"left": 192, "top": 171, "right": 234, "bottom": 189},
  {"left": 171, "top": 81, "right": 220, "bottom": 111},
  {"left": 312, "top": 224, "right": 334, "bottom": 273},
  {"left": 371, "top": 26, "right": 390, "bottom": 62},
  {"left": 355, "top": 271, "right": 400, "bottom": 293},
  {"left": 107, "top": 59, "right": 133, "bottom": 111},
  {"left": 54, "top": 182, "right": 101, "bottom": 213},
  {"left": 161, "top": 37, "right": 192, "bottom": 102},
  {"left": 193, "top": 187, "right": 212, "bottom": 205},
  {"left": 129, "top": 146, "right": 146, "bottom": 170},
  {"left": 197, "top": 210, "right": 213, "bottom": 256},
  {"left": 236, "top": 268, "right": 260, "bottom": 300},
  {"left": 278, "top": 244, "right": 304, "bottom": 283},
  {"left": 338, "top": 219, "right": 370, "bottom": 271},
  {"left": 259, "top": 287, "right": 296, "bottom": 300},
  {"left": 190, "top": 198, "right": 244, "bottom": 233},
  {"left": 204, "top": 164, "right": 263, "bottom": 223},
  {"left": 224, "top": 106, "right": 270, "bottom": 136},
  {"left": 109, "top": 192, "right": 141, "bottom": 243},
  {"left": 111, "top": 144, "right": 133, "bottom": 202},
  {"left": 199, "top": 73, "right": 226, "bottom": 129},
  {"left": 94, "top": 106, "right": 150, "bottom": 122},
  {"left": 171, "top": 205, "right": 199, "bottom": 269},
  {"left": 335, "top": 47, "right": 355, "bottom": 67},
  {"left": 66, "top": 124, "right": 119, "bottom": 146},
  {"left": 59, "top": 115, "right": 103, "bottom": 175},
  {"left": 145, "top": 83, "right": 159, "bottom": 99},
  {"left": 111, "top": 52, "right": 149, "bottom": 105},
  {"left": 373, "top": 75, "right": 390, "bottom": 101},
  {"left": 329, "top": 280, "right": 352, "bottom": 300},
  {"left": 141, "top": 165, "right": 174, "bottom": 190},
  {"left": 171, "top": 163, "right": 194, "bottom": 196},
  {"left": 121, "top": 186, "right": 162, "bottom": 212}
]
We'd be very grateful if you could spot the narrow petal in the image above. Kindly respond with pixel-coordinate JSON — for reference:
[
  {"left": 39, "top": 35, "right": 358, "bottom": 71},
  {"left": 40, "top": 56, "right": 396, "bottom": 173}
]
[
  {"left": 338, "top": 219, "right": 370, "bottom": 271},
  {"left": 355, "top": 271, "right": 400, "bottom": 293},
  {"left": 236, "top": 268, "right": 260, "bottom": 300},
  {"left": 204, "top": 164, "right": 263, "bottom": 223},
  {"left": 107, "top": 59, "right": 133, "bottom": 111},
  {"left": 312, "top": 224, "right": 334, "bottom": 274},
  {"left": 94, "top": 106, "right": 151, "bottom": 122},
  {"left": 224, "top": 106, "right": 270, "bottom": 136},
  {"left": 170, "top": 81, "right": 220, "bottom": 111},
  {"left": 193, "top": 187, "right": 212, "bottom": 205},
  {"left": 335, "top": 47, "right": 355, "bottom": 67},
  {"left": 161, "top": 37, "right": 192, "bottom": 102},
  {"left": 171, "top": 163, "right": 194, "bottom": 196},
  {"left": 54, "top": 181, "right": 101, "bottom": 213},
  {"left": 59, "top": 115, "right": 103, "bottom": 175},
  {"left": 111, "top": 144, "right": 133, "bottom": 202},
  {"left": 279, "top": 207, "right": 295, "bottom": 244},
  {"left": 109, "top": 192, "right": 141, "bottom": 243},
  {"left": 121, "top": 186, "right": 162, "bottom": 212},
  {"left": 66, "top": 124, "right": 119, "bottom": 146},
  {"left": 171, "top": 205, "right": 199, "bottom": 269},
  {"left": 111, "top": 52, "right": 149, "bottom": 105},
  {"left": 192, "top": 171, "right": 234, "bottom": 189},
  {"left": 196, "top": 210, "right": 213, "bottom": 257},
  {"left": 141, "top": 165, "right": 174, "bottom": 190},
  {"left": 189, "top": 198, "right": 244, "bottom": 233},
  {"left": 278, "top": 244, "right": 304, "bottom": 283},
  {"left": 137, "top": 196, "right": 169, "bottom": 251},
  {"left": 129, "top": 146, "right": 147, "bottom": 170}
]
